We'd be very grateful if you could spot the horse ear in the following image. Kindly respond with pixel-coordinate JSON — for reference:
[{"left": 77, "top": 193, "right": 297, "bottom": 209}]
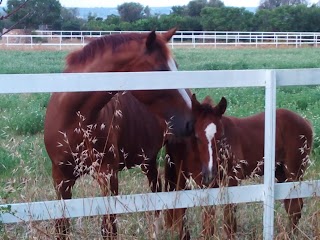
[
  {"left": 216, "top": 97, "right": 227, "bottom": 116},
  {"left": 191, "top": 93, "right": 201, "bottom": 113},
  {"left": 146, "top": 30, "right": 157, "bottom": 51},
  {"left": 162, "top": 28, "right": 177, "bottom": 42},
  {"left": 202, "top": 96, "right": 214, "bottom": 106}
]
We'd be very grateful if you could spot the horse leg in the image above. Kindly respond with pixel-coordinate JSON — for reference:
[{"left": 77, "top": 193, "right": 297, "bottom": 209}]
[
  {"left": 284, "top": 198, "right": 303, "bottom": 233},
  {"left": 52, "top": 164, "right": 77, "bottom": 240},
  {"left": 201, "top": 206, "right": 216, "bottom": 237},
  {"left": 97, "top": 168, "right": 119, "bottom": 239},
  {"left": 141, "top": 155, "right": 164, "bottom": 238},
  {"left": 223, "top": 178, "right": 237, "bottom": 239},
  {"left": 276, "top": 162, "right": 303, "bottom": 233},
  {"left": 164, "top": 150, "right": 190, "bottom": 240},
  {"left": 223, "top": 204, "right": 237, "bottom": 240}
]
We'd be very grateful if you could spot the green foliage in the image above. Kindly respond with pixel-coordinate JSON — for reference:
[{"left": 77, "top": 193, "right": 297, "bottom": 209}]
[
  {"left": 5, "top": 0, "right": 61, "bottom": 29},
  {"left": 208, "top": 0, "right": 225, "bottom": 7},
  {"left": 187, "top": 0, "right": 208, "bottom": 16},
  {"left": 187, "top": 0, "right": 224, "bottom": 17},
  {"left": 157, "top": 14, "right": 202, "bottom": 31},
  {"left": 117, "top": 2, "right": 144, "bottom": 22},
  {"left": 255, "top": 4, "right": 316, "bottom": 31},
  {"left": 201, "top": 7, "right": 254, "bottom": 31},
  {"left": 259, "top": 0, "right": 308, "bottom": 10},
  {"left": 131, "top": 17, "right": 159, "bottom": 31},
  {"left": 2, "top": 0, "right": 320, "bottom": 33},
  {"left": 171, "top": 5, "right": 188, "bottom": 16},
  {"left": 60, "top": 8, "right": 85, "bottom": 31},
  {"left": 105, "top": 14, "right": 121, "bottom": 26},
  {"left": 79, "top": 3, "right": 320, "bottom": 32}
]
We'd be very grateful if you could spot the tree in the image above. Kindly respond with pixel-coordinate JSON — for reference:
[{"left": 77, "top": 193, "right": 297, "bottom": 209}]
[
  {"left": 6, "top": 0, "right": 61, "bottom": 29},
  {"left": 208, "top": 0, "right": 225, "bottom": 7},
  {"left": 143, "top": 5, "right": 151, "bottom": 18},
  {"left": 255, "top": 4, "right": 313, "bottom": 31},
  {"left": 105, "top": 14, "right": 121, "bottom": 26},
  {"left": 259, "top": 0, "right": 308, "bottom": 9},
  {"left": 171, "top": 5, "right": 188, "bottom": 15},
  {"left": 59, "top": 8, "right": 84, "bottom": 31},
  {"left": 117, "top": 2, "right": 144, "bottom": 22},
  {"left": 201, "top": 7, "right": 254, "bottom": 31},
  {"left": 187, "top": 0, "right": 224, "bottom": 16},
  {"left": 187, "top": 0, "right": 207, "bottom": 16}
]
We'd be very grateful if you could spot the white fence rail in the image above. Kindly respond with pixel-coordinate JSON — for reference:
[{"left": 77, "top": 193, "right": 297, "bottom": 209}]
[
  {"left": 0, "top": 69, "right": 320, "bottom": 240},
  {"left": 1, "top": 31, "right": 320, "bottom": 49}
]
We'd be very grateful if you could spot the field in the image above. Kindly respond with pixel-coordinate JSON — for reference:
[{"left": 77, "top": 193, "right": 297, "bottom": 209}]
[{"left": 1, "top": 47, "right": 320, "bottom": 239}]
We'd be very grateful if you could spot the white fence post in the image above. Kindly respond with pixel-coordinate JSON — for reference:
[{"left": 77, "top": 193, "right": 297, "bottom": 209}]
[{"left": 263, "top": 70, "right": 277, "bottom": 240}]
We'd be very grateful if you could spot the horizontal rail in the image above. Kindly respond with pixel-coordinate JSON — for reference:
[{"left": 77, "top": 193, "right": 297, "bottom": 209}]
[
  {"left": 1, "top": 180, "right": 319, "bottom": 224},
  {"left": 0, "top": 69, "right": 319, "bottom": 94},
  {"left": 2, "top": 30, "right": 320, "bottom": 49}
]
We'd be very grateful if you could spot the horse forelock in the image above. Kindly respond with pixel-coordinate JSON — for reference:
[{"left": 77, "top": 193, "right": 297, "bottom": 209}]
[
  {"left": 196, "top": 103, "right": 218, "bottom": 118},
  {"left": 65, "top": 32, "right": 149, "bottom": 67}
]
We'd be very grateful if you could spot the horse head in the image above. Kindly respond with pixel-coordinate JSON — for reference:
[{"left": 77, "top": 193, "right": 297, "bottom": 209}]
[
  {"left": 64, "top": 28, "right": 194, "bottom": 137},
  {"left": 191, "top": 94, "right": 227, "bottom": 186}
]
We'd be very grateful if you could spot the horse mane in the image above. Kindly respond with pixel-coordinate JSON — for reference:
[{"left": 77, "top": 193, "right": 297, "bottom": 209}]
[{"left": 66, "top": 33, "right": 149, "bottom": 67}]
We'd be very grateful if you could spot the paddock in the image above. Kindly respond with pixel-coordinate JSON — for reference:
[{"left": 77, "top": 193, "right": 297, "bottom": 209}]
[{"left": 0, "top": 69, "right": 319, "bottom": 239}]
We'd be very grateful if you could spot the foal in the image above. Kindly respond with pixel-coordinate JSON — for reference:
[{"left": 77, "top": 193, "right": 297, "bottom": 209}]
[
  {"left": 165, "top": 94, "right": 313, "bottom": 239},
  {"left": 191, "top": 94, "right": 313, "bottom": 238}
]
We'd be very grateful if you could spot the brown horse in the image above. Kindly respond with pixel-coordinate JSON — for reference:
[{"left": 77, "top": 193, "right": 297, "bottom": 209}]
[
  {"left": 165, "top": 94, "right": 313, "bottom": 239},
  {"left": 44, "top": 29, "right": 193, "bottom": 239}
]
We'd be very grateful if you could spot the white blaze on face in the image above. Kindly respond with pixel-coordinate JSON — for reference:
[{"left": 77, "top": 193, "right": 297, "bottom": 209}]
[
  {"left": 167, "top": 56, "right": 192, "bottom": 109},
  {"left": 205, "top": 123, "right": 217, "bottom": 171},
  {"left": 178, "top": 89, "right": 192, "bottom": 109}
]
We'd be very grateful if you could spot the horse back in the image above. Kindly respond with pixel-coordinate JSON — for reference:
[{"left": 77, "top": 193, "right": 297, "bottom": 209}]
[
  {"left": 276, "top": 108, "right": 313, "bottom": 146},
  {"left": 276, "top": 109, "right": 313, "bottom": 168},
  {"left": 222, "top": 109, "right": 313, "bottom": 178}
]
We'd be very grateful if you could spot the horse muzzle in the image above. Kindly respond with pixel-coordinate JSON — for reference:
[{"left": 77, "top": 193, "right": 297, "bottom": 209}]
[{"left": 202, "top": 167, "right": 215, "bottom": 186}]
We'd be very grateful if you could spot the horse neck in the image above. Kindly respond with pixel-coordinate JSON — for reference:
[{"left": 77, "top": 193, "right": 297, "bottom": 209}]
[
  {"left": 60, "top": 91, "right": 117, "bottom": 123},
  {"left": 64, "top": 42, "right": 145, "bottom": 73}
]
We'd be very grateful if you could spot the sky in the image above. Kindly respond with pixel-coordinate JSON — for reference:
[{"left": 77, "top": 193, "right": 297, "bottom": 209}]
[{"left": 1, "top": 0, "right": 318, "bottom": 8}]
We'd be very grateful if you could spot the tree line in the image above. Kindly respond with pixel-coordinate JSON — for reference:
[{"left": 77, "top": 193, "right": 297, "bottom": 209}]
[{"left": 1, "top": 0, "right": 320, "bottom": 32}]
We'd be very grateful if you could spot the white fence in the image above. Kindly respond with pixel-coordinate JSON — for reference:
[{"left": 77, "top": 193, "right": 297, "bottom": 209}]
[
  {"left": 0, "top": 69, "right": 320, "bottom": 239},
  {"left": 1, "top": 31, "right": 320, "bottom": 49}
]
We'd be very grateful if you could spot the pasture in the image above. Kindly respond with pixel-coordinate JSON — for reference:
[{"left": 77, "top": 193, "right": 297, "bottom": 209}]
[{"left": 1, "top": 47, "right": 320, "bottom": 239}]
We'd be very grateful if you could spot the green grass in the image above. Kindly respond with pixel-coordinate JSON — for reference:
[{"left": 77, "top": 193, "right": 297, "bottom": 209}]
[
  {"left": 0, "top": 50, "right": 66, "bottom": 74},
  {"left": 0, "top": 94, "right": 50, "bottom": 135},
  {"left": 0, "top": 47, "right": 320, "bottom": 239},
  {"left": 0, "top": 47, "right": 319, "bottom": 185},
  {"left": 175, "top": 48, "right": 320, "bottom": 70}
]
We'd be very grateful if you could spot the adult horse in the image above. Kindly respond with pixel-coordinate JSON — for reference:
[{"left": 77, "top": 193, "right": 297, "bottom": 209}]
[
  {"left": 44, "top": 29, "right": 193, "bottom": 239},
  {"left": 165, "top": 94, "right": 313, "bottom": 239}
]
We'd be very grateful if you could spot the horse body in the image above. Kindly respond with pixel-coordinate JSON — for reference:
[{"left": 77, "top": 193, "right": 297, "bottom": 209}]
[
  {"left": 45, "top": 92, "right": 165, "bottom": 239},
  {"left": 165, "top": 95, "right": 313, "bottom": 239},
  {"left": 44, "top": 29, "right": 194, "bottom": 239},
  {"left": 220, "top": 109, "right": 312, "bottom": 182}
]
